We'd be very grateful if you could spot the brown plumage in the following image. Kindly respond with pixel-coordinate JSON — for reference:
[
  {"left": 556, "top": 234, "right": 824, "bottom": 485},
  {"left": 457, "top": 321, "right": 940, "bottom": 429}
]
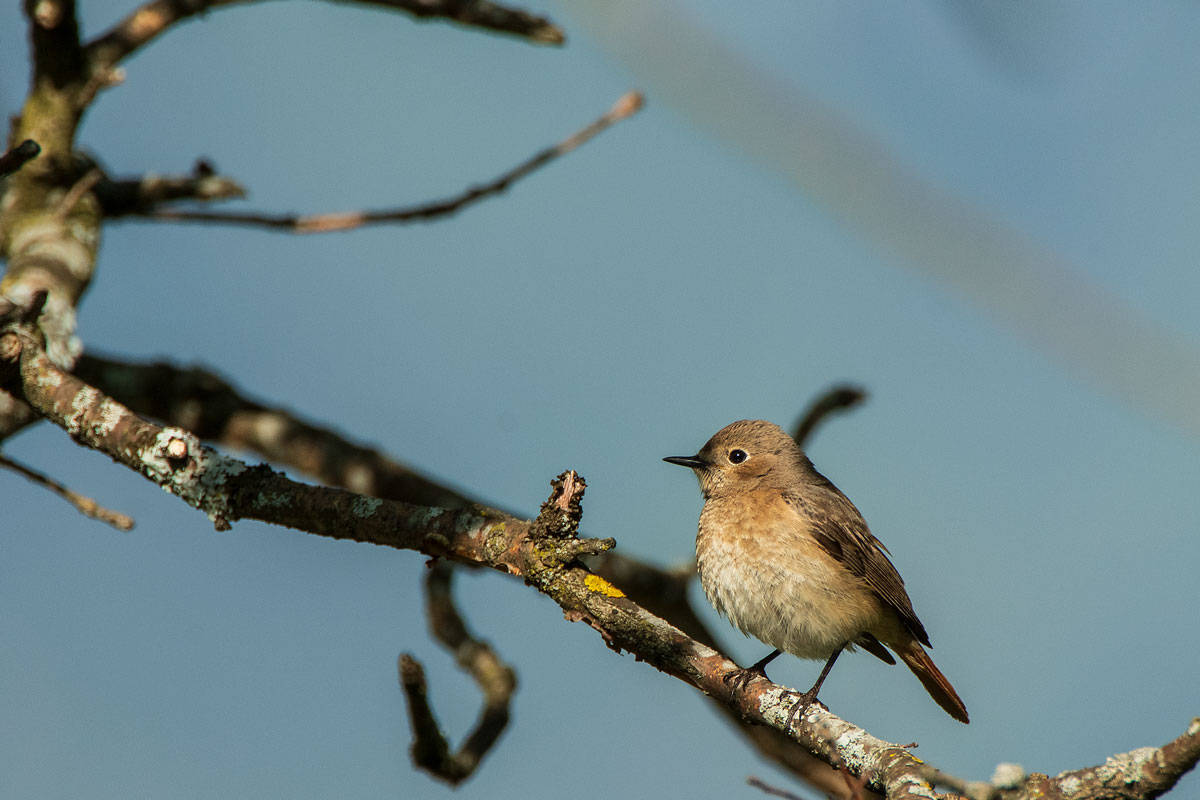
[{"left": 664, "top": 419, "right": 968, "bottom": 723}]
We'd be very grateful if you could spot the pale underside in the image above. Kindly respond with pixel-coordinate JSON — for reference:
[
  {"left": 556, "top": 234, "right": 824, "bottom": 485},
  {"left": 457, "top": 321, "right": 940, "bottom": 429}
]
[{"left": 696, "top": 493, "right": 905, "bottom": 660}]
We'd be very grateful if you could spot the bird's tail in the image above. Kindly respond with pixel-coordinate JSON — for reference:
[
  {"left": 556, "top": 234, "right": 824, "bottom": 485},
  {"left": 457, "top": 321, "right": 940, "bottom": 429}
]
[{"left": 896, "top": 641, "right": 969, "bottom": 723}]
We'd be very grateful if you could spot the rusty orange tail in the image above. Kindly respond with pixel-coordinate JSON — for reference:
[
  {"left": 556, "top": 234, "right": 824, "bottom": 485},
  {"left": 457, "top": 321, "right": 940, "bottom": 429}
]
[{"left": 897, "top": 641, "right": 969, "bottom": 723}]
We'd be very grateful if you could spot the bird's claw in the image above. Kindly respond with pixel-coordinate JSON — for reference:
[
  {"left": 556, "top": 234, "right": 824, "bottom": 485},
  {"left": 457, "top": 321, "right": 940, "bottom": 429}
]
[
  {"left": 723, "top": 664, "right": 770, "bottom": 692},
  {"left": 784, "top": 689, "right": 828, "bottom": 729}
]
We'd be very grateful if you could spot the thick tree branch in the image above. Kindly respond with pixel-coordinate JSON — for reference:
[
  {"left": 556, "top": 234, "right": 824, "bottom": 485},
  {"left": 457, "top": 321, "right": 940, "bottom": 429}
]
[
  {"left": 8, "top": 315, "right": 1195, "bottom": 799},
  {"left": 2, "top": 5, "right": 99, "bottom": 369},
  {"left": 134, "top": 91, "right": 644, "bottom": 233},
  {"left": 84, "top": 0, "right": 562, "bottom": 78}
]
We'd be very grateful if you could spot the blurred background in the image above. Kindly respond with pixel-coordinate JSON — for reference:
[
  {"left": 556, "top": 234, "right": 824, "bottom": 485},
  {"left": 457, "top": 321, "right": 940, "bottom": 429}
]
[{"left": 2, "top": 1, "right": 1198, "bottom": 797}]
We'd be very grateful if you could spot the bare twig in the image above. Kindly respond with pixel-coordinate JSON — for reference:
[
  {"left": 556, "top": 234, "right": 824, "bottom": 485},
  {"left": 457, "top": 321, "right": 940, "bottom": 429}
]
[
  {"left": 791, "top": 384, "right": 867, "bottom": 448},
  {"left": 95, "top": 160, "right": 245, "bottom": 216},
  {"left": 748, "top": 775, "right": 814, "bottom": 800},
  {"left": 53, "top": 168, "right": 102, "bottom": 221},
  {"left": 140, "top": 91, "right": 645, "bottom": 233},
  {"left": 398, "top": 656, "right": 450, "bottom": 776},
  {"left": 85, "top": 0, "right": 562, "bottom": 77},
  {"left": 0, "top": 453, "right": 134, "bottom": 530},
  {"left": 399, "top": 560, "right": 517, "bottom": 785},
  {"left": 0, "top": 140, "right": 42, "bottom": 178},
  {"left": 360, "top": 0, "right": 563, "bottom": 43}
]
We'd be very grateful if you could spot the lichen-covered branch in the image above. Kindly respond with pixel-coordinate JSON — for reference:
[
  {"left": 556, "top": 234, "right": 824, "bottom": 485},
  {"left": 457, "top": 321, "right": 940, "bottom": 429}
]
[
  {"left": 1021, "top": 721, "right": 1200, "bottom": 800},
  {"left": 136, "top": 92, "right": 644, "bottom": 233}
]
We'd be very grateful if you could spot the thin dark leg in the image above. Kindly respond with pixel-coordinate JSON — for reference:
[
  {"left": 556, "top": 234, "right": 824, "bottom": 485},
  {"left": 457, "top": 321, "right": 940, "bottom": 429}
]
[
  {"left": 724, "top": 649, "right": 782, "bottom": 691},
  {"left": 749, "top": 649, "right": 782, "bottom": 673},
  {"left": 785, "top": 643, "right": 847, "bottom": 729}
]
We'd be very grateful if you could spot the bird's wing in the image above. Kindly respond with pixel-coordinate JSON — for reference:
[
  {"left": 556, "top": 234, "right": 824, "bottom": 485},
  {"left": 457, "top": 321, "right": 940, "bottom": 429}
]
[{"left": 784, "top": 485, "right": 931, "bottom": 647}]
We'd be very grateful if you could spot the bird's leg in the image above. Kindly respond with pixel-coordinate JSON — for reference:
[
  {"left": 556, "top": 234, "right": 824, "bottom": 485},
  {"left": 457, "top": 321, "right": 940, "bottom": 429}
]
[
  {"left": 724, "top": 649, "right": 782, "bottom": 691},
  {"left": 785, "top": 643, "right": 847, "bottom": 728}
]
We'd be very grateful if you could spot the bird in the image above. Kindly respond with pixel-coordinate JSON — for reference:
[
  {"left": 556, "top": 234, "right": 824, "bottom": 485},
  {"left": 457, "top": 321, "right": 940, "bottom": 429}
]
[{"left": 664, "top": 419, "right": 968, "bottom": 724}]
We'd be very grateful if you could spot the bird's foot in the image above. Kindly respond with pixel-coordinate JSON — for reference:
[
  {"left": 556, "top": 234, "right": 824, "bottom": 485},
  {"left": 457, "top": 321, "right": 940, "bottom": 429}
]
[
  {"left": 723, "top": 663, "right": 771, "bottom": 692},
  {"left": 784, "top": 689, "right": 828, "bottom": 729}
]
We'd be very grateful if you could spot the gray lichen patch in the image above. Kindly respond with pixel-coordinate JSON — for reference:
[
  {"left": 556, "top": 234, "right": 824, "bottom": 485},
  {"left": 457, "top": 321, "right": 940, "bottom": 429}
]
[
  {"left": 350, "top": 496, "right": 382, "bottom": 518},
  {"left": 139, "top": 427, "right": 246, "bottom": 527},
  {"left": 64, "top": 385, "right": 99, "bottom": 434}
]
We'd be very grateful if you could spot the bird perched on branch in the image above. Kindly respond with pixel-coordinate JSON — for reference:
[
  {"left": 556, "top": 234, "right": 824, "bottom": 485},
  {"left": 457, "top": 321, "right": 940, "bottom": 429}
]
[{"left": 664, "top": 419, "right": 968, "bottom": 724}]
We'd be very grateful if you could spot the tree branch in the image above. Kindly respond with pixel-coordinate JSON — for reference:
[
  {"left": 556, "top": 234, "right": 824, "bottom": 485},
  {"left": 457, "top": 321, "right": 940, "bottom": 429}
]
[
  {"left": 0, "top": 451, "right": 135, "bottom": 530},
  {"left": 72, "top": 352, "right": 472, "bottom": 509},
  {"left": 399, "top": 558, "right": 517, "bottom": 785},
  {"left": 94, "top": 159, "right": 246, "bottom": 216},
  {"left": 134, "top": 91, "right": 644, "bottom": 233},
  {"left": 3, "top": 6, "right": 99, "bottom": 370},
  {"left": 791, "top": 384, "right": 867, "bottom": 447},
  {"left": 0, "top": 140, "right": 42, "bottom": 178},
  {"left": 84, "top": 0, "right": 562, "bottom": 78}
]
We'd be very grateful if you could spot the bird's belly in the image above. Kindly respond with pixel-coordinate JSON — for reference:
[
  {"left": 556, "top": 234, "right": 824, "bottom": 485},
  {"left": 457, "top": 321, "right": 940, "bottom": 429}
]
[{"left": 697, "top": 533, "right": 877, "bottom": 660}]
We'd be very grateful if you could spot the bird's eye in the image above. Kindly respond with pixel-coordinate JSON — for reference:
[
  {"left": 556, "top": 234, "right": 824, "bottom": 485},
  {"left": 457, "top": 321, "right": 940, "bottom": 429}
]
[{"left": 728, "top": 449, "right": 748, "bottom": 464}]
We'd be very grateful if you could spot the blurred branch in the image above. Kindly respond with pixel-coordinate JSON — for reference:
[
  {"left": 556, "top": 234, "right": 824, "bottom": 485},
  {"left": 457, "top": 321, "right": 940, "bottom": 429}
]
[
  {"left": 399, "top": 560, "right": 517, "bottom": 785},
  {"left": 748, "top": 775, "right": 814, "bottom": 800},
  {"left": 73, "top": 352, "right": 471, "bottom": 509},
  {"left": 361, "top": 0, "right": 564, "bottom": 44},
  {"left": 3, "top": 4, "right": 99, "bottom": 371},
  {"left": 85, "top": 0, "right": 562, "bottom": 77},
  {"left": 95, "top": 159, "right": 245, "bottom": 216},
  {"left": 136, "top": 91, "right": 644, "bottom": 233},
  {"left": 791, "top": 384, "right": 867, "bottom": 448},
  {"left": 0, "top": 452, "right": 135, "bottom": 530},
  {"left": 4, "top": 317, "right": 1199, "bottom": 799},
  {"left": 0, "top": 140, "right": 41, "bottom": 178},
  {"left": 566, "top": 2, "right": 1200, "bottom": 441}
]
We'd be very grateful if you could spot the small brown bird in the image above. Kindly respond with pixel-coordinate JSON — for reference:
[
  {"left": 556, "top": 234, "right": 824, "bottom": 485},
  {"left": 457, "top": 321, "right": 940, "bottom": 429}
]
[{"left": 664, "top": 419, "right": 968, "bottom": 723}]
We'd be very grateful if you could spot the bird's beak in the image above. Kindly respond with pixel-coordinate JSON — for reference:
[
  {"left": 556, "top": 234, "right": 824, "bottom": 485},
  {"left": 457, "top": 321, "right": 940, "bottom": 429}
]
[{"left": 663, "top": 454, "right": 706, "bottom": 469}]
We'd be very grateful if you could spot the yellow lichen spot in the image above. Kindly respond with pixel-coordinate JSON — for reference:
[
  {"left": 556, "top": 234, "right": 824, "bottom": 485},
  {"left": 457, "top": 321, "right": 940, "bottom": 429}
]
[{"left": 584, "top": 574, "right": 625, "bottom": 598}]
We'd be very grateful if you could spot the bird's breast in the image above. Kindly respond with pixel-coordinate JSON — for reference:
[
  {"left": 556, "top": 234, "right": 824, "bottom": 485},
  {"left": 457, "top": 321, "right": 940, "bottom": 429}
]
[{"left": 695, "top": 495, "right": 882, "bottom": 660}]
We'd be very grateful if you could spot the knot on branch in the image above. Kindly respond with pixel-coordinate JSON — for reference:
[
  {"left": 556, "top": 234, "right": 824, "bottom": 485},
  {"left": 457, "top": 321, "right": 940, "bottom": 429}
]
[
  {"left": 0, "top": 290, "right": 48, "bottom": 390},
  {"left": 534, "top": 469, "right": 586, "bottom": 537},
  {"left": 528, "top": 470, "right": 614, "bottom": 567}
]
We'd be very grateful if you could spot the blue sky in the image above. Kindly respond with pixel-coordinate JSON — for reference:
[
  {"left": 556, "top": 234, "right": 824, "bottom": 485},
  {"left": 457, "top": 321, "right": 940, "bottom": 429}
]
[{"left": 3, "top": 2, "right": 1198, "bottom": 798}]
